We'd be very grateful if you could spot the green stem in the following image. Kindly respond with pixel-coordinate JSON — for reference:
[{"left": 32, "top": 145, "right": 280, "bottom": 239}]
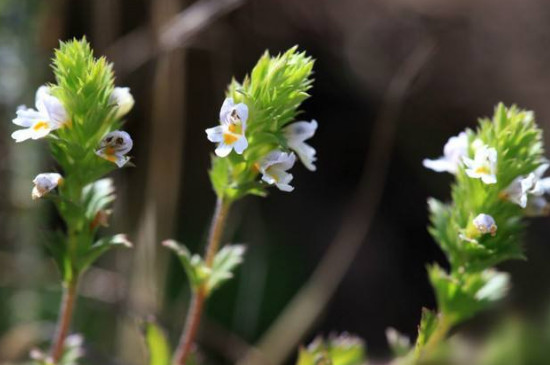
[
  {"left": 418, "top": 314, "right": 452, "bottom": 362},
  {"left": 50, "top": 277, "right": 79, "bottom": 363},
  {"left": 173, "top": 197, "right": 231, "bottom": 365}
]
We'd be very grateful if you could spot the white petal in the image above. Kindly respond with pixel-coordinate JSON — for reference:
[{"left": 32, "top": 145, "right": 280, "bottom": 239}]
[
  {"left": 284, "top": 120, "right": 318, "bottom": 143},
  {"left": 219, "top": 98, "right": 235, "bottom": 123},
  {"left": 481, "top": 174, "right": 497, "bottom": 185},
  {"left": 423, "top": 158, "right": 454, "bottom": 173},
  {"left": 261, "top": 173, "right": 277, "bottom": 185},
  {"left": 111, "top": 87, "right": 135, "bottom": 118},
  {"left": 462, "top": 157, "right": 475, "bottom": 169},
  {"left": 276, "top": 182, "right": 294, "bottom": 192},
  {"left": 11, "top": 128, "right": 35, "bottom": 142},
  {"left": 13, "top": 108, "right": 43, "bottom": 127},
  {"left": 206, "top": 126, "right": 224, "bottom": 142},
  {"left": 534, "top": 163, "right": 549, "bottom": 178},
  {"left": 279, "top": 152, "right": 296, "bottom": 170},
  {"left": 215, "top": 143, "right": 232, "bottom": 157},
  {"left": 233, "top": 136, "right": 248, "bottom": 154},
  {"left": 234, "top": 103, "right": 249, "bottom": 123},
  {"left": 35, "top": 85, "right": 51, "bottom": 112},
  {"left": 114, "top": 155, "right": 130, "bottom": 168},
  {"left": 42, "top": 94, "right": 68, "bottom": 126},
  {"left": 539, "top": 177, "right": 550, "bottom": 193}
]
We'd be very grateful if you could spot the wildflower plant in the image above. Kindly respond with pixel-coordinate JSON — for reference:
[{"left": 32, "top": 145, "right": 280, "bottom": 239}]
[
  {"left": 405, "top": 104, "right": 549, "bottom": 363},
  {"left": 11, "top": 38, "right": 133, "bottom": 363},
  {"left": 164, "top": 47, "right": 317, "bottom": 364}
]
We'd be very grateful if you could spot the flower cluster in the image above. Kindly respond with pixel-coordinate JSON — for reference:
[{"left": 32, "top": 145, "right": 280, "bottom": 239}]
[
  {"left": 206, "top": 97, "right": 317, "bottom": 193},
  {"left": 12, "top": 84, "right": 135, "bottom": 199},
  {"left": 204, "top": 48, "right": 316, "bottom": 200}
]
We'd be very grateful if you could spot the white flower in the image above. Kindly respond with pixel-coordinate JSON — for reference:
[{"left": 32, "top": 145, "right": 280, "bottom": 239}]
[
  {"left": 205, "top": 98, "right": 248, "bottom": 157},
  {"left": 501, "top": 173, "right": 537, "bottom": 208},
  {"left": 283, "top": 119, "right": 318, "bottom": 171},
  {"left": 473, "top": 213, "right": 497, "bottom": 236},
  {"left": 32, "top": 173, "right": 63, "bottom": 200},
  {"left": 110, "top": 87, "right": 134, "bottom": 118},
  {"left": 95, "top": 130, "right": 133, "bottom": 167},
  {"left": 259, "top": 150, "right": 296, "bottom": 192},
  {"left": 463, "top": 144, "right": 497, "bottom": 184},
  {"left": 11, "top": 86, "right": 69, "bottom": 142},
  {"left": 501, "top": 163, "right": 550, "bottom": 215},
  {"left": 423, "top": 131, "right": 468, "bottom": 174}
]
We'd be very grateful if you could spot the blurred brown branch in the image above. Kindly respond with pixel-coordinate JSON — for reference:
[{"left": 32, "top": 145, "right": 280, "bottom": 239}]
[
  {"left": 106, "top": 0, "right": 245, "bottom": 77},
  {"left": 238, "top": 38, "right": 437, "bottom": 365}
]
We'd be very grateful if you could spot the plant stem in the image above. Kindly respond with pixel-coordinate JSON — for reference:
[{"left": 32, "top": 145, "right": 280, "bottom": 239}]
[
  {"left": 418, "top": 314, "right": 452, "bottom": 362},
  {"left": 173, "top": 197, "right": 231, "bottom": 365},
  {"left": 50, "top": 277, "right": 79, "bottom": 363}
]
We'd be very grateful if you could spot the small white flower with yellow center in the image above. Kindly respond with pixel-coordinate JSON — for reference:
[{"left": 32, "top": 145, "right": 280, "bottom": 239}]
[
  {"left": 259, "top": 150, "right": 296, "bottom": 192},
  {"left": 423, "top": 131, "right": 468, "bottom": 174},
  {"left": 32, "top": 173, "right": 63, "bottom": 200},
  {"left": 473, "top": 213, "right": 497, "bottom": 236},
  {"left": 283, "top": 119, "right": 318, "bottom": 171},
  {"left": 12, "top": 86, "right": 69, "bottom": 143},
  {"left": 110, "top": 87, "right": 135, "bottom": 118},
  {"left": 206, "top": 98, "right": 248, "bottom": 157},
  {"left": 95, "top": 131, "right": 133, "bottom": 168},
  {"left": 463, "top": 143, "right": 497, "bottom": 184}
]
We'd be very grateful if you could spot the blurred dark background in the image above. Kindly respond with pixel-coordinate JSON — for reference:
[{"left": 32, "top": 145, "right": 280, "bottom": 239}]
[{"left": 2, "top": 0, "right": 550, "bottom": 364}]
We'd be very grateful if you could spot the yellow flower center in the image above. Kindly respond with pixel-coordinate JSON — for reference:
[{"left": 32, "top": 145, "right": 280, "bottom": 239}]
[
  {"left": 474, "top": 166, "right": 490, "bottom": 174},
  {"left": 228, "top": 123, "right": 242, "bottom": 134},
  {"left": 33, "top": 121, "right": 49, "bottom": 131},
  {"left": 223, "top": 132, "right": 239, "bottom": 145}
]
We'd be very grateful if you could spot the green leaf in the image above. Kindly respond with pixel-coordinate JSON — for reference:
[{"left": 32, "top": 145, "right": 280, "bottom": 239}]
[
  {"left": 206, "top": 244, "right": 246, "bottom": 293},
  {"left": 43, "top": 230, "right": 71, "bottom": 282},
  {"left": 81, "top": 178, "right": 115, "bottom": 222},
  {"left": 428, "top": 265, "right": 509, "bottom": 324},
  {"left": 414, "top": 308, "right": 439, "bottom": 358},
  {"left": 77, "top": 234, "right": 132, "bottom": 273},
  {"left": 143, "top": 321, "right": 171, "bottom": 365},
  {"left": 163, "top": 240, "right": 208, "bottom": 290},
  {"left": 209, "top": 155, "right": 231, "bottom": 198}
]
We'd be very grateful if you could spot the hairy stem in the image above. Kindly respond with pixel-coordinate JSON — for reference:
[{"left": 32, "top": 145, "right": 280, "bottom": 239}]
[
  {"left": 173, "top": 197, "right": 231, "bottom": 364},
  {"left": 50, "top": 277, "right": 79, "bottom": 363}
]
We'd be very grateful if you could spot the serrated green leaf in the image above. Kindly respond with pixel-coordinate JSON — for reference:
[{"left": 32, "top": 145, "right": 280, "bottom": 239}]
[
  {"left": 77, "top": 234, "right": 132, "bottom": 273},
  {"left": 206, "top": 244, "right": 246, "bottom": 293},
  {"left": 414, "top": 308, "right": 439, "bottom": 358},
  {"left": 163, "top": 240, "right": 208, "bottom": 290}
]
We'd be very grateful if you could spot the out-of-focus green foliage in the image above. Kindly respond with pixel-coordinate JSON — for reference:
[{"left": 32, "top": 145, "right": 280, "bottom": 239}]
[
  {"left": 296, "top": 333, "right": 367, "bottom": 365},
  {"left": 142, "top": 321, "right": 171, "bottom": 365}
]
